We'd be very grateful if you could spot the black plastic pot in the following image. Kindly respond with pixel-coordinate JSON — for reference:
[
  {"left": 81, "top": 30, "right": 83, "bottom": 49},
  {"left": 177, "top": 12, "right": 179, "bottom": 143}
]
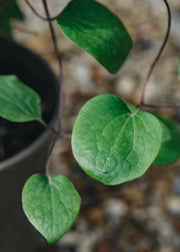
[{"left": 0, "top": 37, "right": 59, "bottom": 251}]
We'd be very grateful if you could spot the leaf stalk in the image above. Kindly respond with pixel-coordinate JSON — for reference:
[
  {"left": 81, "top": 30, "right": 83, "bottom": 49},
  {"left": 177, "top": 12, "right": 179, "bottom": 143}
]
[{"left": 139, "top": 0, "right": 171, "bottom": 109}]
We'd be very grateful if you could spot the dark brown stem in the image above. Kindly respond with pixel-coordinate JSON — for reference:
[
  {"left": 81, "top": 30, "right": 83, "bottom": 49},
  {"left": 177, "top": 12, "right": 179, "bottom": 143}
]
[
  {"left": 25, "top": 0, "right": 64, "bottom": 166},
  {"left": 40, "top": 0, "right": 64, "bottom": 168},
  {"left": 139, "top": 0, "right": 171, "bottom": 108},
  {"left": 25, "top": 0, "right": 59, "bottom": 21},
  {"left": 36, "top": 118, "right": 59, "bottom": 135},
  {"left": 25, "top": 0, "right": 47, "bottom": 20},
  {"left": 42, "top": 0, "right": 63, "bottom": 133}
]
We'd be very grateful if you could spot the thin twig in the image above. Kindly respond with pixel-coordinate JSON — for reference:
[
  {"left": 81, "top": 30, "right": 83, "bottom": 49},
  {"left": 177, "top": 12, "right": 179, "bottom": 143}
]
[
  {"left": 41, "top": 0, "right": 64, "bottom": 171},
  {"left": 139, "top": 0, "right": 171, "bottom": 108},
  {"left": 25, "top": 0, "right": 47, "bottom": 20},
  {"left": 41, "top": 0, "right": 63, "bottom": 133},
  {"left": 36, "top": 118, "right": 59, "bottom": 135},
  {"left": 25, "top": 0, "right": 59, "bottom": 21}
]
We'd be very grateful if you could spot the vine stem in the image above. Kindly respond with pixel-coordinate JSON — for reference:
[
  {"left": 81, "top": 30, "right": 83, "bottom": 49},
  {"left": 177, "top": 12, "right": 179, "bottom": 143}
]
[
  {"left": 25, "top": 0, "right": 63, "bottom": 132},
  {"left": 40, "top": 0, "right": 64, "bottom": 176},
  {"left": 139, "top": 0, "right": 171, "bottom": 109},
  {"left": 25, "top": 0, "right": 59, "bottom": 21},
  {"left": 36, "top": 118, "right": 59, "bottom": 135},
  {"left": 25, "top": 0, "right": 64, "bottom": 171},
  {"left": 41, "top": 0, "right": 63, "bottom": 133}
]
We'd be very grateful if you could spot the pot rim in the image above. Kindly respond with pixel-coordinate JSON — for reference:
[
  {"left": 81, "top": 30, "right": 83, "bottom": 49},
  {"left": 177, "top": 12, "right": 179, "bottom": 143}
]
[
  {"left": 0, "top": 38, "right": 59, "bottom": 171},
  {"left": 0, "top": 115, "right": 57, "bottom": 171}
]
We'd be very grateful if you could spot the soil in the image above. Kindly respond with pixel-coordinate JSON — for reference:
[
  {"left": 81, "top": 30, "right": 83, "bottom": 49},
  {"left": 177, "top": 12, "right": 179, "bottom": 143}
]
[{"left": 0, "top": 118, "right": 43, "bottom": 161}]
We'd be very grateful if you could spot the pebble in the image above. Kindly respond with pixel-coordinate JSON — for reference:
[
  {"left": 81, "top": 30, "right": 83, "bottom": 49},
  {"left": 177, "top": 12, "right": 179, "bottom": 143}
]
[
  {"left": 167, "top": 196, "right": 180, "bottom": 216},
  {"left": 173, "top": 176, "right": 180, "bottom": 195},
  {"left": 59, "top": 225, "right": 104, "bottom": 252},
  {"left": 103, "top": 199, "right": 128, "bottom": 229},
  {"left": 172, "top": 12, "right": 180, "bottom": 45},
  {"left": 114, "top": 74, "right": 137, "bottom": 98}
]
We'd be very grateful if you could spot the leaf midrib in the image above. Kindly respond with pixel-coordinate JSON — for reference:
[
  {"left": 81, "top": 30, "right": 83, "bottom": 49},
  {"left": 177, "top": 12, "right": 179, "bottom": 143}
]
[{"left": 96, "top": 113, "right": 131, "bottom": 174}]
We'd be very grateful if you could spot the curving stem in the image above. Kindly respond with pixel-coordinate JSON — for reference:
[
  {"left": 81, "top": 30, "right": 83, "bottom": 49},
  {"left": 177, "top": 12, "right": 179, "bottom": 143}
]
[
  {"left": 25, "top": 0, "right": 60, "bottom": 21},
  {"left": 139, "top": 0, "right": 171, "bottom": 108},
  {"left": 41, "top": 0, "right": 63, "bottom": 133}
]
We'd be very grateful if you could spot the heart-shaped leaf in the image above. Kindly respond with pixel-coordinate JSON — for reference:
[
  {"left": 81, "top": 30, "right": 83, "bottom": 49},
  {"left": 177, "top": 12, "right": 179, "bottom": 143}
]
[
  {"left": 72, "top": 94, "right": 162, "bottom": 185},
  {"left": 0, "top": 75, "right": 42, "bottom": 122},
  {"left": 22, "top": 174, "right": 81, "bottom": 244},
  {"left": 57, "top": 0, "right": 133, "bottom": 74},
  {"left": 154, "top": 116, "right": 180, "bottom": 165}
]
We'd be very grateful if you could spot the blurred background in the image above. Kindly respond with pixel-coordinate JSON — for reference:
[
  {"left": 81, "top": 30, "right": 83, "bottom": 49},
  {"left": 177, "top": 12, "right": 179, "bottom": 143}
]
[{"left": 9, "top": 0, "right": 180, "bottom": 251}]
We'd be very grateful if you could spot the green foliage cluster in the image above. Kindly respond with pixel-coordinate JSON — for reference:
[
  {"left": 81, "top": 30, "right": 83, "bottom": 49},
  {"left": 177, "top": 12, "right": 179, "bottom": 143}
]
[{"left": 0, "top": 0, "right": 180, "bottom": 245}]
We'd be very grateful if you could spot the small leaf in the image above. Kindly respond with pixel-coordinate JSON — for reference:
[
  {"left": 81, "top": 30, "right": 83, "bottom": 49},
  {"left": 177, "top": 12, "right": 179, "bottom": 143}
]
[
  {"left": 72, "top": 94, "right": 162, "bottom": 185},
  {"left": 57, "top": 0, "right": 133, "bottom": 74},
  {"left": 0, "top": 0, "right": 24, "bottom": 37},
  {"left": 0, "top": 75, "right": 42, "bottom": 122},
  {"left": 22, "top": 174, "right": 81, "bottom": 244},
  {"left": 154, "top": 116, "right": 180, "bottom": 165}
]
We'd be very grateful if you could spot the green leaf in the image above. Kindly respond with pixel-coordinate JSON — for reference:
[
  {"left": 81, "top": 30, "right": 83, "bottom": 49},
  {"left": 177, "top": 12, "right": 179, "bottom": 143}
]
[
  {"left": 0, "top": 0, "right": 24, "bottom": 37},
  {"left": 154, "top": 116, "right": 180, "bottom": 165},
  {"left": 57, "top": 0, "right": 133, "bottom": 74},
  {"left": 158, "top": 118, "right": 171, "bottom": 144},
  {"left": 22, "top": 174, "right": 81, "bottom": 244},
  {"left": 0, "top": 75, "right": 42, "bottom": 122},
  {"left": 126, "top": 103, "right": 171, "bottom": 144},
  {"left": 72, "top": 94, "right": 162, "bottom": 185}
]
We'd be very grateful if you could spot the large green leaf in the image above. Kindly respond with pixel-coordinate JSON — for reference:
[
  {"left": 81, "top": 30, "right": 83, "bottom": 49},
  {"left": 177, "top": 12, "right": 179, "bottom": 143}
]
[
  {"left": 0, "top": 0, "right": 24, "bottom": 37},
  {"left": 0, "top": 75, "right": 42, "bottom": 122},
  {"left": 72, "top": 94, "right": 162, "bottom": 185},
  {"left": 154, "top": 116, "right": 180, "bottom": 165},
  {"left": 22, "top": 174, "right": 81, "bottom": 244},
  {"left": 57, "top": 0, "right": 133, "bottom": 74}
]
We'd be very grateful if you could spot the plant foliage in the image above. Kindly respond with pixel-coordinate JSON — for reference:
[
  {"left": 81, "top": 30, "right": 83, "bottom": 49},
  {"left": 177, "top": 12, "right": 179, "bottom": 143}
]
[
  {"left": 22, "top": 174, "right": 81, "bottom": 244},
  {"left": 154, "top": 116, "right": 180, "bottom": 165},
  {"left": 0, "top": 75, "right": 41, "bottom": 122},
  {"left": 72, "top": 94, "right": 162, "bottom": 185},
  {"left": 57, "top": 0, "right": 132, "bottom": 74},
  {"left": 0, "top": 0, "right": 179, "bottom": 246}
]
